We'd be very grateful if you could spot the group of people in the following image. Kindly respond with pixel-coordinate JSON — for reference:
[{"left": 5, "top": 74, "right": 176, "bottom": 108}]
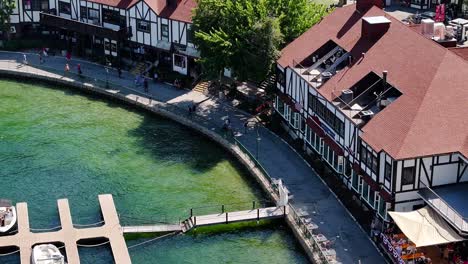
[
  {"left": 382, "top": 225, "right": 432, "bottom": 264},
  {"left": 440, "top": 242, "right": 468, "bottom": 264}
]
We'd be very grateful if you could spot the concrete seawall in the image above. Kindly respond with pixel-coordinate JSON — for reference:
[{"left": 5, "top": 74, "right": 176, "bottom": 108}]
[{"left": 0, "top": 69, "right": 321, "bottom": 263}]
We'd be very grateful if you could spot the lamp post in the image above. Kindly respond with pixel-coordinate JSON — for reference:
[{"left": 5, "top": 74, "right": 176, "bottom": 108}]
[{"left": 256, "top": 123, "right": 261, "bottom": 160}]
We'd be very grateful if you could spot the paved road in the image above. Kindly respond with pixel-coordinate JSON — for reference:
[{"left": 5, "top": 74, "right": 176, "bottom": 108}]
[{"left": 0, "top": 51, "right": 385, "bottom": 263}]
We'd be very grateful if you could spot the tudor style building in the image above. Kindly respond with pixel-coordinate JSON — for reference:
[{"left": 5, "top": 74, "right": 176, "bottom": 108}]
[
  {"left": 7, "top": 0, "right": 198, "bottom": 75},
  {"left": 274, "top": 0, "right": 468, "bottom": 232}
]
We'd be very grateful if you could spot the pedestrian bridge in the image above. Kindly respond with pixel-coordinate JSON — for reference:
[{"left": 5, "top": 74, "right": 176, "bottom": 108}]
[{"left": 122, "top": 206, "right": 287, "bottom": 234}]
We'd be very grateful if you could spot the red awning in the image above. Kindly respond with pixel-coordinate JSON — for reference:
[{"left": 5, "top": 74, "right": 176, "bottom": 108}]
[
  {"left": 278, "top": 92, "right": 298, "bottom": 112},
  {"left": 306, "top": 117, "right": 325, "bottom": 137},
  {"left": 361, "top": 172, "right": 380, "bottom": 191},
  {"left": 323, "top": 135, "right": 344, "bottom": 156},
  {"left": 379, "top": 189, "right": 393, "bottom": 202},
  {"left": 352, "top": 162, "right": 362, "bottom": 174}
]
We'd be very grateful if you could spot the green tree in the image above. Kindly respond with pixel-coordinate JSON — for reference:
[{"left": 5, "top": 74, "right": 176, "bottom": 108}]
[
  {"left": 0, "top": 0, "right": 16, "bottom": 41},
  {"left": 193, "top": 0, "right": 330, "bottom": 82},
  {"left": 266, "top": 0, "right": 331, "bottom": 43}
]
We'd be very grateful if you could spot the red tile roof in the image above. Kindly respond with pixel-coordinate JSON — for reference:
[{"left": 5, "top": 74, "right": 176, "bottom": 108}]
[
  {"left": 159, "top": 0, "right": 197, "bottom": 23},
  {"left": 448, "top": 47, "right": 468, "bottom": 61},
  {"left": 89, "top": 0, "right": 196, "bottom": 23},
  {"left": 278, "top": 5, "right": 468, "bottom": 160},
  {"left": 86, "top": 0, "right": 136, "bottom": 9}
]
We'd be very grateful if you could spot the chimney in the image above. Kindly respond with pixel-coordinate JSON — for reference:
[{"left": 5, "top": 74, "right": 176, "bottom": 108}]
[
  {"left": 362, "top": 16, "right": 391, "bottom": 41},
  {"left": 382, "top": 70, "right": 387, "bottom": 86},
  {"left": 357, "top": 0, "right": 384, "bottom": 13}
]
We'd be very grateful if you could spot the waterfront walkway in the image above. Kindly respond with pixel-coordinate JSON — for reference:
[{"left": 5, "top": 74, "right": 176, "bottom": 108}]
[{"left": 0, "top": 51, "right": 384, "bottom": 263}]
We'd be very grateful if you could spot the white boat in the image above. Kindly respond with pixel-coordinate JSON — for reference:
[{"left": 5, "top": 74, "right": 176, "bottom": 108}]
[
  {"left": 0, "top": 199, "right": 16, "bottom": 234},
  {"left": 32, "top": 244, "right": 66, "bottom": 264}
]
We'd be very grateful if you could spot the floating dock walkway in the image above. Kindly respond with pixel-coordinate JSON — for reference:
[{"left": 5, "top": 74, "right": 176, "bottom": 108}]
[
  {"left": 0, "top": 195, "right": 288, "bottom": 263},
  {"left": 0, "top": 194, "right": 131, "bottom": 264}
]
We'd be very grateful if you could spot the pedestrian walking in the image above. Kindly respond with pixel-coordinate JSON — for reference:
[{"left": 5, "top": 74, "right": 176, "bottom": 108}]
[
  {"left": 22, "top": 53, "right": 28, "bottom": 65},
  {"left": 66, "top": 51, "right": 71, "bottom": 61},
  {"left": 39, "top": 53, "right": 44, "bottom": 64},
  {"left": 153, "top": 72, "right": 158, "bottom": 83},
  {"left": 65, "top": 63, "right": 70, "bottom": 74},
  {"left": 244, "top": 121, "right": 248, "bottom": 134},
  {"left": 143, "top": 78, "right": 149, "bottom": 93},
  {"left": 117, "top": 67, "right": 122, "bottom": 78},
  {"left": 77, "top": 63, "right": 82, "bottom": 75}
]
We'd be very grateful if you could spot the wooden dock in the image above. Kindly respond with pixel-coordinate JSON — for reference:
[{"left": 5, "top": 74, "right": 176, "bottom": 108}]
[
  {"left": 121, "top": 206, "right": 287, "bottom": 234},
  {"left": 0, "top": 194, "right": 131, "bottom": 264}
]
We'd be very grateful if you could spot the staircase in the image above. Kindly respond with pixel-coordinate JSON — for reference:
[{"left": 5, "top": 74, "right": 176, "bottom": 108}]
[
  {"left": 258, "top": 75, "right": 276, "bottom": 92},
  {"left": 130, "top": 62, "right": 147, "bottom": 76},
  {"left": 192, "top": 81, "right": 212, "bottom": 94}
]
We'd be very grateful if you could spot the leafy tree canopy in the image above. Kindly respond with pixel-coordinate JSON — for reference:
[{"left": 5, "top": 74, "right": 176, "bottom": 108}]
[
  {"left": 192, "top": 0, "right": 331, "bottom": 82},
  {"left": 0, "top": 0, "right": 16, "bottom": 40}
]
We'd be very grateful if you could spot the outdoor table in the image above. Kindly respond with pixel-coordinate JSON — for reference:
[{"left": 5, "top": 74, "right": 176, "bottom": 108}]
[{"left": 313, "top": 234, "right": 328, "bottom": 243}]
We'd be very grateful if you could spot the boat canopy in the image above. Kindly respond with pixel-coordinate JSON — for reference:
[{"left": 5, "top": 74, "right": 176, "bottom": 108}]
[
  {"left": 388, "top": 206, "right": 464, "bottom": 247},
  {"left": 0, "top": 199, "right": 12, "bottom": 207}
]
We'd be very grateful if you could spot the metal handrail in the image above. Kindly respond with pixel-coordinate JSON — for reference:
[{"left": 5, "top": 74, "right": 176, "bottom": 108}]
[{"left": 419, "top": 181, "right": 468, "bottom": 231}]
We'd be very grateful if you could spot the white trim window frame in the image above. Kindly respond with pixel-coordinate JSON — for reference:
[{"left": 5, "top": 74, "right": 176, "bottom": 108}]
[
  {"left": 284, "top": 105, "right": 291, "bottom": 122},
  {"left": 291, "top": 112, "right": 299, "bottom": 129}
]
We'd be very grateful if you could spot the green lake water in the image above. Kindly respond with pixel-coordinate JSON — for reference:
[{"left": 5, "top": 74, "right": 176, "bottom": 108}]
[{"left": 0, "top": 79, "right": 308, "bottom": 263}]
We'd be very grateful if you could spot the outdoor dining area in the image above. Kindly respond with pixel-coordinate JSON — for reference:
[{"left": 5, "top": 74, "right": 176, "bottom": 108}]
[{"left": 378, "top": 206, "right": 468, "bottom": 264}]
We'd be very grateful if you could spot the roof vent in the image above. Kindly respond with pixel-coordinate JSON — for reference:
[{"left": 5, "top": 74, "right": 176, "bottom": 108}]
[{"left": 362, "top": 16, "right": 391, "bottom": 41}]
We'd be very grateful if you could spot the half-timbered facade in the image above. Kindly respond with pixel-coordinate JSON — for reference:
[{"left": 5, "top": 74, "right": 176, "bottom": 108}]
[
  {"left": 274, "top": 0, "right": 468, "bottom": 230},
  {"left": 7, "top": 0, "right": 198, "bottom": 75}
]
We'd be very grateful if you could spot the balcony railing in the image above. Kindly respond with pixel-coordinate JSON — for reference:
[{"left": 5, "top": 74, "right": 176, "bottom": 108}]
[{"left": 418, "top": 182, "right": 468, "bottom": 233}]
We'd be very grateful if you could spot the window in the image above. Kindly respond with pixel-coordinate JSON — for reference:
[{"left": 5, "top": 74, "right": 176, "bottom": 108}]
[
  {"left": 111, "top": 42, "right": 117, "bottom": 53},
  {"left": 136, "top": 20, "right": 150, "bottom": 32},
  {"left": 378, "top": 197, "right": 387, "bottom": 218},
  {"left": 308, "top": 94, "right": 344, "bottom": 138},
  {"left": 362, "top": 181, "right": 369, "bottom": 201},
  {"left": 284, "top": 105, "right": 291, "bottom": 122},
  {"left": 402, "top": 166, "right": 415, "bottom": 185},
  {"left": 24, "top": 0, "right": 31, "bottom": 10},
  {"left": 88, "top": 8, "right": 99, "bottom": 21},
  {"left": 359, "top": 140, "right": 379, "bottom": 174},
  {"left": 102, "top": 9, "right": 121, "bottom": 25},
  {"left": 352, "top": 173, "right": 359, "bottom": 190},
  {"left": 291, "top": 112, "right": 299, "bottom": 128},
  {"left": 277, "top": 68, "right": 285, "bottom": 87},
  {"left": 39, "top": 0, "right": 48, "bottom": 10},
  {"left": 104, "top": 39, "right": 110, "bottom": 51},
  {"left": 384, "top": 162, "right": 392, "bottom": 182},
  {"left": 25, "top": 0, "right": 48, "bottom": 10},
  {"left": 344, "top": 159, "right": 352, "bottom": 178},
  {"left": 369, "top": 189, "right": 375, "bottom": 207},
  {"left": 276, "top": 96, "right": 284, "bottom": 115},
  {"left": 299, "top": 116, "right": 306, "bottom": 133},
  {"left": 80, "top": 6, "right": 87, "bottom": 19},
  {"left": 173, "top": 54, "right": 186, "bottom": 68},
  {"left": 161, "top": 24, "right": 169, "bottom": 41},
  {"left": 372, "top": 155, "right": 378, "bottom": 174},
  {"left": 58, "top": 1, "right": 71, "bottom": 15},
  {"left": 187, "top": 26, "right": 194, "bottom": 44}
]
